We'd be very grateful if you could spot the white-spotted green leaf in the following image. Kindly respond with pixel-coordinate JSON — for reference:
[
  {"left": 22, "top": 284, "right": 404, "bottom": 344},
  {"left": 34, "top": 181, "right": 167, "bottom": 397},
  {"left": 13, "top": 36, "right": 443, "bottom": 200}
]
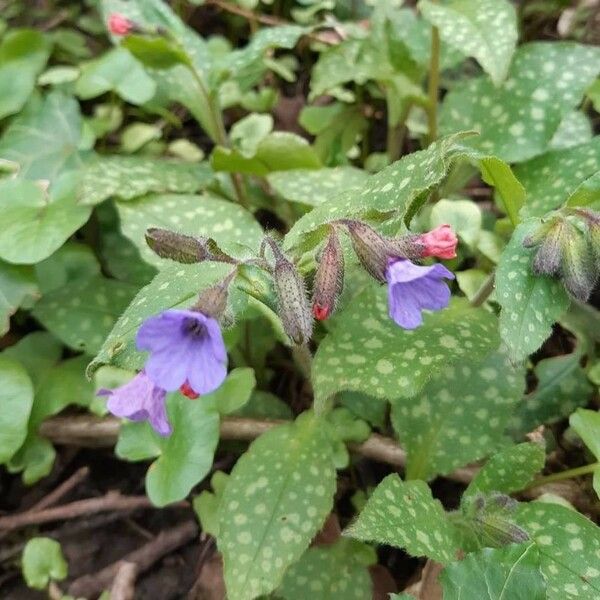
[
  {"left": 0, "top": 356, "right": 34, "bottom": 464},
  {"left": 0, "top": 262, "right": 38, "bottom": 335},
  {"left": 496, "top": 221, "right": 570, "bottom": 362},
  {"left": 550, "top": 111, "right": 593, "bottom": 151},
  {"left": 419, "top": 0, "right": 517, "bottom": 85},
  {"left": 0, "top": 29, "right": 51, "bottom": 120},
  {"left": 78, "top": 155, "right": 213, "bottom": 206},
  {"left": 391, "top": 350, "right": 525, "bottom": 481},
  {"left": 440, "top": 542, "right": 546, "bottom": 600},
  {"left": 344, "top": 474, "right": 460, "bottom": 564},
  {"left": 312, "top": 289, "right": 499, "bottom": 410},
  {"left": 277, "top": 539, "right": 373, "bottom": 600},
  {"left": 218, "top": 412, "right": 336, "bottom": 600},
  {"left": 567, "top": 171, "right": 600, "bottom": 210},
  {"left": 441, "top": 43, "right": 600, "bottom": 162},
  {"left": 0, "top": 91, "right": 87, "bottom": 180},
  {"left": 86, "top": 261, "right": 235, "bottom": 376},
  {"left": 465, "top": 443, "right": 546, "bottom": 499},
  {"left": 267, "top": 167, "right": 369, "bottom": 207},
  {"left": 516, "top": 138, "right": 600, "bottom": 218},
  {"left": 116, "top": 193, "right": 263, "bottom": 266},
  {"left": 570, "top": 409, "right": 600, "bottom": 498},
  {"left": 22, "top": 538, "right": 68, "bottom": 590},
  {"left": 515, "top": 502, "right": 600, "bottom": 600},
  {"left": 32, "top": 276, "right": 137, "bottom": 355},
  {"left": 230, "top": 113, "right": 273, "bottom": 158},
  {"left": 0, "top": 177, "right": 91, "bottom": 265}
]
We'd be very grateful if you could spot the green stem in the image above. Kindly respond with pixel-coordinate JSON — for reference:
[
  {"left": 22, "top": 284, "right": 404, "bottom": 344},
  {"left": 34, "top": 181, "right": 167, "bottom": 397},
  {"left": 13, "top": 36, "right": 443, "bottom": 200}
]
[
  {"left": 425, "top": 24, "right": 440, "bottom": 146},
  {"left": 470, "top": 272, "right": 495, "bottom": 307},
  {"left": 523, "top": 462, "right": 599, "bottom": 490}
]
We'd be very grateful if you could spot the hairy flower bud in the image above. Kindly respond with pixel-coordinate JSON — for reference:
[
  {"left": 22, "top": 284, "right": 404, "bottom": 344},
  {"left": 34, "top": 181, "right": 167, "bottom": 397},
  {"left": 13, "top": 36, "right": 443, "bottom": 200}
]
[
  {"left": 560, "top": 222, "right": 597, "bottom": 301},
  {"left": 108, "top": 13, "right": 134, "bottom": 35},
  {"left": 193, "top": 270, "right": 237, "bottom": 321},
  {"left": 266, "top": 238, "right": 312, "bottom": 345},
  {"left": 145, "top": 228, "right": 234, "bottom": 264},
  {"left": 312, "top": 231, "right": 344, "bottom": 321},
  {"left": 529, "top": 217, "right": 567, "bottom": 277},
  {"left": 417, "top": 224, "right": 458, "bottom": 259}
]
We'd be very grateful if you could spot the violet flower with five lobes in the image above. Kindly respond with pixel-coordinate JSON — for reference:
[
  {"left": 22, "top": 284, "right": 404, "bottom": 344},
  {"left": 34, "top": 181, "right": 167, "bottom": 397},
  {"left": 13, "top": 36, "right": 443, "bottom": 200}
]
[{"left": 137, "top": 309, "right": 228, "bottom": 398}]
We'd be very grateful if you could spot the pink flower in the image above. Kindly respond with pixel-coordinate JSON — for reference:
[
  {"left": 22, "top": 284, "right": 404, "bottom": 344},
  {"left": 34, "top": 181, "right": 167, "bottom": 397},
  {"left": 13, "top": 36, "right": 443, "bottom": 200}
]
[
  {"left": 419, "top": 225, "right": 458, "bottom": 260},
  {"left": 108, "top": 13, "right": 133, "bottom": 36}
]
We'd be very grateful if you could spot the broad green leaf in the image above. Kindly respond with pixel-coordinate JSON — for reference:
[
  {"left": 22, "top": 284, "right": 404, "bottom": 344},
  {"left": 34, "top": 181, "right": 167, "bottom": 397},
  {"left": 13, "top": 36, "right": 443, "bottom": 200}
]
[
  {"left": 78, "top": 155, "right": 213, "bottom": 206},
  {"left": 430, "top": 198, "right": 482, "bottom": 247},
  {"left": 0, "top": 29, "right": 51, "bottom": 119},
  {"left": 0, "top": 177, "right": 91, "bottom": 265},
  {"left": 100, "top": 229, "right": 157, "bottom": 286},
  {"left": 267, "top": 167, "right": 369, "bottom": 207},
  {"left": 193, "top": 471, "right": 229, "bottom": 538},
  {"left": 211, "top": 367, "right": 256, "bottom": 415},
  {"left": 440, "top": 542, "right": 546, "bottom": 600},
  {"left": 441, "top": 43, "right": 600, "bottom": 162},
  {"left": 465, "top": 443, "right": 546, "bottom": 498},
  {"left": 32, "top": 276, "right": 137, "bottom": 355},
  {"left": 567, "top": 171, "right": 600, "bottom": 210},
  {"left": 419, "top": 0, "right": 517, "bottom": 85},
  {"left": 21, "top": 538, "right": 68, "bottom": 590},
  {"left": 510, "top": 348, "right": 593, "bottom": 437},
  {"left": 570, "top": 409, "right": 600, "bottom": 498},
  {"left": 211, "top": 132, "right": 321, "bottom": 176},
  {"left": 117, "top": 392, "right": 219, "bottom": 506},
  {"left": 2, "top": 332, "right": 62, "bottom": 380},
  {"left": 515, "top": 502, "right": 600, "bottom": 600},
  {"left": 479, "top": 156, "right": 526, "bottom": 226},
  {"left": 339, "top": 391, "right": 387, "bottom": 429},
  {"left": 116, "top": 193, "right": 263, "bottom": 265},
  {"left": 120, "top": 122, "right": 161, "bottom": 153},
  {"left": 496, "top": 221, "right": 570, "bottom": 362},
  {"left": 75, "top": 47, "right": 156, "bottom": 104},
  {"left": 344, "top": 474, "right": 459, "bottom": 564},
  {"left": 277, "top": 539, "right": 373, "bottom": 600},
  {"left": 218, "top": 413, "right": 336, "bottom": 600},
  {"left": 235, "top": 391, "right": 293, "bottom": 420},
  {"left": 230, "top": 113, "right": 273, "bottom": 158},
  {"left": 122, "top": 35, "right": 191, "bottom": 70},
  {"left": 0, "top": 262, "right": 38, "bottom": 335},
  {"left": 87, "top": 261, "right": 233, "bottom": 375},
  {"left": 38, "top": 65, "right": 80, "bottom": 86},
  {"left": 312, "top": 289, "right": 499, "bottom": 409},
  {"left": 516, "top": 138, "right": 600, "bottom": 218},
  {"left": 392, "top": 350, "right": 525, "bottom": 481},
  {"left": 0, "top": 356, "right": 34, "bottom": 464},
  {"left": 0, "top": 92, "right": 86, "bottom": 181},
  {"left": 550, "top": 111, "right": 593, "bottom": 151}
]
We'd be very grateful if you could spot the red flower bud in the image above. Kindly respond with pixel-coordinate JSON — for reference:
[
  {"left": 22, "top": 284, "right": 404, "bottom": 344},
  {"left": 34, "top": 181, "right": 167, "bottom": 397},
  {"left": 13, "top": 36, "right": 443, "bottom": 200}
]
[
  {"left": 108, "top": 13, "right": 133, "bottom": 36},
  {"left": 180, "top": 381, "right": 199, "bottom": 399},
  {"left": 419, "top": 224, "right": 458, "bottom": 259},
  {"left": 312, "top": 231, "right": 344, "bottom": 321}
]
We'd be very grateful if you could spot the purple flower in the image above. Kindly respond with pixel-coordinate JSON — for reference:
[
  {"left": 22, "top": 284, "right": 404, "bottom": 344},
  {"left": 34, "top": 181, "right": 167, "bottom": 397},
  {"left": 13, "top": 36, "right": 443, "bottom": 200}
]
[
  {"left": 98, "top": 371, "right": 171, "bottom": 436},
  {"left": 136, "top": 309, "right": 227, "bottom": 396},
  {"left": 386, "top": 259, "right": 455, "bottom": 329}
]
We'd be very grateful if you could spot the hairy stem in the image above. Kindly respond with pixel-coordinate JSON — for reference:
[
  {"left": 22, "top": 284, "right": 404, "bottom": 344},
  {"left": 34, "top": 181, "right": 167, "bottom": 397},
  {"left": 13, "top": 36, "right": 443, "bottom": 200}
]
[{"left": 470, "top": 272, "right": 495, "bottom": 307}]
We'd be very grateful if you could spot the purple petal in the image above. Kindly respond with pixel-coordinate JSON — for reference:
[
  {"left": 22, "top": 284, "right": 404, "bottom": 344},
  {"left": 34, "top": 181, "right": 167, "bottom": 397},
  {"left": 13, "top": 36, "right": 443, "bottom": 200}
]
[
  {"left": 386, "top": 259, "right": 454, "bottom": 284},
  {"left": 144, "top": 336, "right": 197, "bottom": 391}
]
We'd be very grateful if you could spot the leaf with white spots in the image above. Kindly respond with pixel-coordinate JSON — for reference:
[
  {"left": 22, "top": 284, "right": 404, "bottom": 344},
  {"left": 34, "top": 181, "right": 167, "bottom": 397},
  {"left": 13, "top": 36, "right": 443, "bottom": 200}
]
[
  {"left": 391, "top": 350, "right": 525, "bottom": 481},
  {"left": 567, "top": 170, "right": 600, "bottom": 210},
  {"left": 267, "top": 167, "right": 369, "bottom": 207},
  {"left": 32, "top": 276, "right": 138, "bottom": 355},
  {"left": 0, "top": 262, "right": 38, "bottom": 335},
  {"left": 517, "top": 137, "right": 600, "bottom": 218},
  {"left": 441, "top": 43, "right": 600, "bottom": 162},
  {"left": 312, "top": 288, "right": 499, "bottom": 410},
  {"left": 117, "top": 193, "right": 263, "bottom": 266},
  {"left": 277, "top": 539, "right": 373, "bottom": 600},
  {"left": 496, "top": 221, "right": 570, "bottom": 362},
  {"left": 419, "top": 0, "right": 517, "bottom": 85},
  {"left": 440, "top": 542, "right": 547, "bottom": 600},
  {"left": 549, "top": 111, "right": 593, "bottom": 151},
  {"left": 78, "top": 156, "right": 214, "bottom": 206},
  {"left": 218, "top": 412, "right": 336, "bottom": 600},
  {"left": 569, "top": 409, "right": 600, "bottom": 498},
  {"left": 87, "top": 261, "right": 235, "bottom": 376},
  {"left": 510, "top": 347, "right": 593, "bottom": 437},
  {"left": 465, "top": 443, "right": 546, "bottom": 499},
  {"left": 515, "top": 502, "right": 600, "bottom": 600},
  {"left": 344, "top": 474, "right": 460, "bottom": 564}
]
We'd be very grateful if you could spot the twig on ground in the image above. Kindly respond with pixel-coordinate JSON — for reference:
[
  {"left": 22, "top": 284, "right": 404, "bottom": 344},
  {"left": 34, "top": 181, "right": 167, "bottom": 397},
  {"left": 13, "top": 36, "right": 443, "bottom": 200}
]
[
  {"left": 68, "top": 521, "right": 198, "bottom": 598},
  {"left": 29, "top": 466, "right": 89, "bottom": 512},
  {"left": 109, "top": 561, "right": 138, "bottom": 600}
]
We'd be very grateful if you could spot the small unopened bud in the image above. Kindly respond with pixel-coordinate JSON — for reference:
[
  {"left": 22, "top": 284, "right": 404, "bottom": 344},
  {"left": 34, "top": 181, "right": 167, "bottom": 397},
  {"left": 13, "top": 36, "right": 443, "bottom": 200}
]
[
  {"left": 180, "top": 381, "right": 199, "bottom": 399},
  {"left": 265, "top": 238, "right": 312, "bottom": 345},
  {"left": 560, "top": 222, "right": 597, "bottom": 301},
  {"left": 312, "top": 231, "right": 344, "bottom": 321},
  {"left": 193, "top": 270, "right": 237, "bottom": 321},
  {"left": 417, "top": 224, "right": 458, "bottom": 259},
  {"left": 108, "top": 13, "right": 134, "bottom": 35},
  {"left": 145, "top": 228, "right": 233, "bottom": 264},
  {"left": 529, "top": 217, "right": 567, "bottom": 277}
]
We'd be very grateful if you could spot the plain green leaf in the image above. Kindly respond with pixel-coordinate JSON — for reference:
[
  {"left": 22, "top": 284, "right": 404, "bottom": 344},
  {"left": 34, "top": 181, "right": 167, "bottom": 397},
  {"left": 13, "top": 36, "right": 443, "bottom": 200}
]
[
  {"left": 38, "top": 65, "right": 80, "bottom": 86},
  {"left": 193, "top": 471, "right": 229, "bottom": 538},
  {"left": 122, "top": 34, "right": 191, "bottom": 69},
  {"left": 100, "top": 230, "right": 157, "bottom": 286},
  {"left": 419, "top": 0, "right": 517, "bottom": 85},
  {"left": 32, "top": 276, "right": 137, "bottom": 355},
  {"left": 0, "top": 262, "right": 38, "bottom": 335},
  {"left": 392, "top": 350, "right": 525, "bottom": 481},
  {"left": 566, "top": 170, "right": 600, "bottom": 210},
  {"left": 218, "top": 413, "right": 336, "bottom": 600},
  {"left": 121, "top": 122, "right": 161, "bottom": 153},
  {"left": 496, "top": 220, "right": 570, "bottom": 362},
  {"left": 230, "top": 113, "right": 273, "bottom": 158},
  {"left": 344, "top": 474, "right": 459, "bottom": 564},
  {"left": 0, "top": 29, "right": 51, "bottom": 119},
  {"left": 440, "top": 542, "right": 546, "bottom": 600},
  {"left": 21, "top": 538, "right": 68, "bottom": 590},
  {"left": 479, "top": 156, "right": 526, "bottom": 226},
  {"left": 570, "top": 409, "right": 600, "bottom": 498},
  {"left": 78, "top": 155, "right": 213, "bottom": 206},
  {"left": 0, "top": 356, "right": 34, "bottom": 464},
  {"left": 2, "top": 332, "right": 62, "bottom": 381},
  {"left": 234, "top": 391, "right": 293, "bottom": 420},
  {"left": 515, "top": 502, "right": 600, "bottom": 600},
  {"left": 117, "top": 193, "right": 263, "bottom": 266},
  {"left": 211, "top": 367, "right": 256, "bottom": 415},
  {"left": 0, "top": 177, "right": 91, "bottom": 265}
]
